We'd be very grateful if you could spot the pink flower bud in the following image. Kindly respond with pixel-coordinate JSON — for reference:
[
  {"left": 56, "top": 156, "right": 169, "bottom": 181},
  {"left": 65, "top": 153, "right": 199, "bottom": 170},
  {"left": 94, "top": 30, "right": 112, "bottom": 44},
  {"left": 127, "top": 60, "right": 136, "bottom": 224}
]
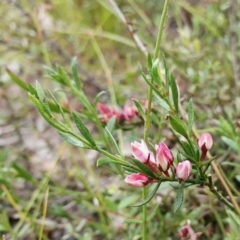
[
  {"left": 179, "top": 220, "right": 198, "bottom": 240},
  {"left": 131, "top": 140, "right": 150, "bottom": 163},
  {"left": 156, "top": 142, "right": 174, "bottom": 172},
  {"left": 198, "top": 132, "right": 213, "bottom": 151},
  {"left": 176, "top": 160, "right": 191, "bottom": 181},
  {"left": 125, "top": 173, "right": 150, "bottom": 187},
  {"left": 198, "top": 132, "right": 213, "bottom": 161},
  {"left": 123, "top": 105, "right": 137, "bottom": 120}
]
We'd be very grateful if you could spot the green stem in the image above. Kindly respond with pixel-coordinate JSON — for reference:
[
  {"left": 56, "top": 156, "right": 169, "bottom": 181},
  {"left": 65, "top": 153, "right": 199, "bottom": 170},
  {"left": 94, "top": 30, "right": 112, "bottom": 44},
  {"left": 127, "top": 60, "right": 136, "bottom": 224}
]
[
  {"left": 142, "top": 187, "right": 147, "bottom": 240},
  {"left": 144, "top": 0, "right": 170, "bottom": 142}
]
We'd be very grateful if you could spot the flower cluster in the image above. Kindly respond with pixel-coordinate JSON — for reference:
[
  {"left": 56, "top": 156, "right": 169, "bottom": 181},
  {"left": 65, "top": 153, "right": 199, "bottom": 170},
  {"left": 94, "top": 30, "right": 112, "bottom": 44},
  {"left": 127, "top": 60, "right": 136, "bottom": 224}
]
[
  {"left": 125, "top": 132, "right": 213, "bottom": 188},
  {"left": 125, "top": 140, "right": 191, "bottom": 187},
  {"left": 97, "top": 102, "right": 138, "bottom": 123}
]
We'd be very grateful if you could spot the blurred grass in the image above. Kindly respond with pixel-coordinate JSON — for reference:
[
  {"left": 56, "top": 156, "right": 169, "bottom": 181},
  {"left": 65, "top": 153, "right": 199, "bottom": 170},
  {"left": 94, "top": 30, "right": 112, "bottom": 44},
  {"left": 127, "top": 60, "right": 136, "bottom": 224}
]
[{"left": 1, "top": 0, "right": 240, "bottom": 239}]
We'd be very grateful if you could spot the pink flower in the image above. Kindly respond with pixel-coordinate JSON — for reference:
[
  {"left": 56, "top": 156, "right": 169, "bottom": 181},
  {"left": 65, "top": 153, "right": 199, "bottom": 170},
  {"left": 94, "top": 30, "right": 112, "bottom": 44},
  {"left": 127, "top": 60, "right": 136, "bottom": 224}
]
[
  {"left": 179, "top": 220, "right": 198, "bottom": 240},
  {"left": 176, "top": 160, "right": 191, "bottom": 181},
  {"left": 131, "top": 140, "right": 150, "bottom": 163},
  {"left": 198, "top": 132, "right": 213, "bottom": 151},
  {"left": 123, "top": 105, "right": 137, "bottom": 120},
  {"left": 198, "top": 133, "right": 213, "bottom": 161},
  {"left": 156, "top": 142, "right": 174, "bottom": 172},
  {"left": 97, "top": 103, "right": 124, "bottom": 122},
  {"left": 125, "top": 173, "right": 150, "bottom": 187}
]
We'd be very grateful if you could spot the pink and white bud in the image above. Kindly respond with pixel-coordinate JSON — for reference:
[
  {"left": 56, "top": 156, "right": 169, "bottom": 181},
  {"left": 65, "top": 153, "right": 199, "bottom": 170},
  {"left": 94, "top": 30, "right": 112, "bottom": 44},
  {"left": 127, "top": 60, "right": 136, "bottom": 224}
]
[
  {"left": 156, "top": 142, "right": 174, "bottom": 172},
  {"left": 125, "top": 173, "right": 150, "bottom": 187},
  {"left": 131, "top": 140, "right": 150, "bottom": 163},
  {"left": 176, "top": 160, "right": 191, "bottom": 181},
  {"left": 198, "top": 132, "right": 213, "bottom": 151},
  {"left": 198, "top": 132, "right": 213, "bottom": 161}
]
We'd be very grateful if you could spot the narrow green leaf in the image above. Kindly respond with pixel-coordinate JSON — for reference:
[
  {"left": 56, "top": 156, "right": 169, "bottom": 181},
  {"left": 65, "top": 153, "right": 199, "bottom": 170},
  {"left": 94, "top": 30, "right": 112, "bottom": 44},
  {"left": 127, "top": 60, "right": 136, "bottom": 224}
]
[
  {"left": 35, "top": 81, "right": 51, "bottom": 115},
  {"left": 187, "top": 99, "right": 194, "bottom": 133},
  {"left": 29, "top": 93, "right": 69, "bottom": 133},
  {"left": 28, "top": 84, "right": 37, "bottom": 96},
  {"left": 12, "top": 163, "right": 36, "bottom": 183},
  {"left": 72, "top": 112, "right": 96, "bottom": 147},
  {"left": 169, "top": 115, "right": 188, "bottom": 138},
  {"left": 6, "top": 68, "right": 29, "bottom": 91},
  {"left": 106, "top": 116, "right": 116, "bottom": 133},
  {"left": 123, "top": 166, "right": 139, "bottom": 174},
  {"left": 93, "top": 91, "right": 107, "bottom": 108},
  {"left": 162, "top": 53, "right": 170, "bottom": 92},
  {"left": 147, "top": 53, "right": 152, "bottom": 74},
  {"left": 134, "top": 182, "right": 161, "bottom": 207},
  {"left": 59, "top": 132, "right": 84, "bottom": 147},
  {"left": 71, "top": 57, "right": 81, "bottom": 90},
  {"left": 180, "top": 141, "right": 195, "bottom": 158},
  {"left": 131, "top": 159, "right": 157, "bottom": 179},
  {"left": 152, "top": 59, "right": 161, "bottom": 85},
  {"left": 105, "top": 127, "right": 121, "bottom": 156},
  {"left": 170, "top": 74, "right": 179, "bottom": 113},
  {"left": 153, "top": 93, "right": 170, "bottom": 111},
  {"left": 97, "top": 158, "right": 130, "bottom": 168},
  {"left": 221, "top": 136, "right": 240, "bottom": 152},
  {"left": 140, "top": 67, "right": 162, "bottom": 96},
  {"left": 173, "top": 184, "right": 184, "bottom": 212},
  {"left": 118, "top": 195, "right": 139, "bottom": 209},
  {"left": 133, "top": 100, "right": 146, "bottom": 121},
  {"left": 48, "top": 91, "right": 70, "bottom": 127}
]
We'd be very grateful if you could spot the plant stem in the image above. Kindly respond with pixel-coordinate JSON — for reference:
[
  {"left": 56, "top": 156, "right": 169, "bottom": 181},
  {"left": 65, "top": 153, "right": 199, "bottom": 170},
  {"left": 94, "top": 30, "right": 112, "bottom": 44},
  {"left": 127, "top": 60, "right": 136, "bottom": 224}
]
[
  {"left": 153, "top": 0, "right": 170, "bottom": 60},
  {"left": 144, "top": 0, "right": 170, "bottom": 142},
  {"left": 142, "top": 187, "right": 147, "bottom": 240}
]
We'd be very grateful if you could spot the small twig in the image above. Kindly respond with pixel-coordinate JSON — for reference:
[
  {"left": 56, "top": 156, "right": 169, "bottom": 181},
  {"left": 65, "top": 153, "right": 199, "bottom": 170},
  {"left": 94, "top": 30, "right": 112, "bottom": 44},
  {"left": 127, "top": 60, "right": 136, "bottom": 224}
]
[
  {"left": 107, "top": 0, "right": 147, "bottom": 56},
  {"left": 208, "top": 175, "right": 234, "bottom": 210}
]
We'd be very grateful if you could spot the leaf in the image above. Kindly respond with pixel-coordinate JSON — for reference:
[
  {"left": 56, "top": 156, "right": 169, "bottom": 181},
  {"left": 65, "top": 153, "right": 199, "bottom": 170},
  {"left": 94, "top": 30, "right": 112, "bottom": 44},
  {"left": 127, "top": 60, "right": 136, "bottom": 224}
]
[
  {"left": 6, "top": 68, "right": 29, "bottom": 91},
  {"left": 153, "top": 93, "right": 170, "bottom": 111},
  {"left": 152, "top": 59, "right": 161, "bottom": 84},
  {"left": 48, "top": 90, "right": 71, "bottom": 127},
  {"left": 134, "top": 182, "right": 161, "bottom": 207},
  {"left": 123, "top": 166, "right": 139, "bottom": 174},
  {"left": 106, "top": 116, "right": 116, "bottom": 133},
  {"left": 162, "top": 53, "right": 170, "bottom": 92},
  {"left": 72, "top": 112, "right": 96, "bottom": 147},
  {"left": 133, "top": 100, "right": 146, "bottom": 120},
  {"left": 147, "top": 53, "right": 152, "bottom": 75},
  {"left": 105, "top": 127, "right": 121, "bottom": 156},
  {"left": 170, "top": 74, "right": 179, "bottom": 113},
  {"left": 131, "top": 159, "right": 157, "bottom": 179},
  {"left": 29, "top": 93, "right": 69, "bottom": 133},
  {"left": 173, "top": 184, "right": 184, "bottom": 212},
  {"left": 118, "top": 194, "right": 139, "bottom": 209},
  {"left": 71, "top": 57, "right": 81, "bottom": 90},
  {"left": 169, "top": 115, "right": 188, "bottom": 139},
  {"left": 12, "top": 163, "right": 36, "bottom": 183},
  {"left": 187, "top": 99, "right": 194, "bottom": 133},
  {"left": 35, "top": 81, "right": 51, "bottom": 115},
  {"left": 97, "top": 158, "right": 130, "bottom": 168},
  {"left": 59, "top": 132, "right": 84, "bottom": 147},
  {"left": 139, "top": 67, "right": 163, "bottom": 96},
  {"left": 93, "top": 91, "right": 107, "bottom": 108},
  {"left": 221, "top": 136, "right": 240, "bottom": 152}
]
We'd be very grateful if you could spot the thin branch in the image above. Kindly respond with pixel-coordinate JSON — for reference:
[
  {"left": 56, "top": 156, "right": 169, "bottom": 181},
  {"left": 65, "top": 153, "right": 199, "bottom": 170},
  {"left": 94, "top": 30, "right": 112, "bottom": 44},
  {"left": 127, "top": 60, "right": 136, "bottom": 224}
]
[{"left": 107, "top": 0, "right": 147, "bottom": 56}]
